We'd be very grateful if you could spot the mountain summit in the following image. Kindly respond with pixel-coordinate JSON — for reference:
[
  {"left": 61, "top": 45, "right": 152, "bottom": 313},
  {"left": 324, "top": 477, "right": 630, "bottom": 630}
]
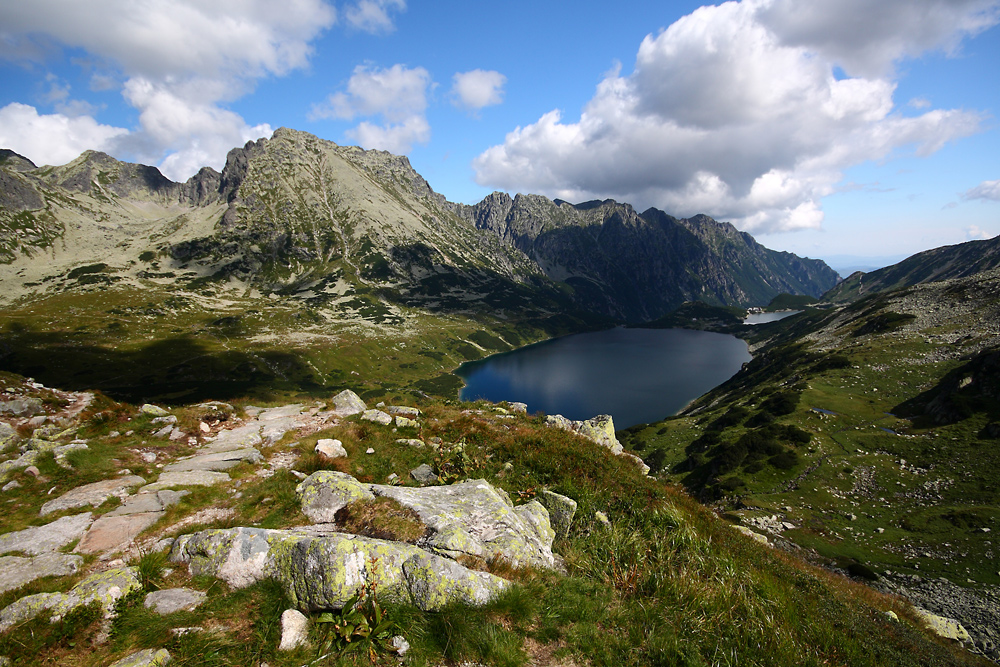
[{"left": 0, "top": 128, "right": 836, "bottom": 324}]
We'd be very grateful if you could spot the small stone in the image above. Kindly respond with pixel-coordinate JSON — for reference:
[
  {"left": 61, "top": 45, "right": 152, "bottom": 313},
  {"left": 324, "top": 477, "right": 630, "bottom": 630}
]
[
  {"left": 140, "top": 404, "right": 170, "bottom": 417},
  {"left": 886, "top": 611, "right": 899, "bottom": 622},
  {"left": 1, "top": 481, "right": 20, "bottom": 492},
  {"left": 24, "top": 466, "right": 39, "bottom": 477},
  {"left": 315, "top": 439, "right": 347, "bottom": 459},
  {"left": 395, "top": 438, "right": 425, "bottom": 448},
  {"left": 366, "top": 447, "right": 375, "bottom": 455},
  {"left": 594, "top": 511, "right": 611, "bottom": 530},
  {"left": 410, "top": 464, "right": 437, "bottom": 484},
  {"left": 279, "top": 609, "right": 309, "bottom": 650},
  {"left": 141, "top": 452, "right": 157, "bottom": 463},
  {"left": 199, "top": 422, "right": 210, "bottom": 433},
  {"left": 877, "top": 527, "right": 885, "bottom": 534},
  {"left": 144, "top": 588, "right": 207, "bottom": 615}
]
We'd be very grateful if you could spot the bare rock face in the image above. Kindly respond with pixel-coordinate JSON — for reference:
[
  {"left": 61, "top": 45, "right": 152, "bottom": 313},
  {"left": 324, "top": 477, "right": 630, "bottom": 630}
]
[
  {"left": 296, "top": 471, "right": 375, "bottom": 522},
  {"left": 330, "top": 390, "right": 367, "bottom": 417},
  {"left": 40, "top": 476, "right": 146, "bottom": 516},
  {"left": 169, "top": 527, "right": 508, "bottom": 613}
]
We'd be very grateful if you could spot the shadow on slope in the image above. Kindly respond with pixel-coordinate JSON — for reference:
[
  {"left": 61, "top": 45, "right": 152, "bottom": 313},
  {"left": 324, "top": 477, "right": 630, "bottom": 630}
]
[{"left": 0, "top": 325, "right": 323, "bottom": 404}]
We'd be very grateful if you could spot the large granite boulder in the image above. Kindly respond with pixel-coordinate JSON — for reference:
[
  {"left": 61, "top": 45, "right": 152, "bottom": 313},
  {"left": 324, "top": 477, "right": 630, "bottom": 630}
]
[
  {"left": 296, "top": 472, "right": 556, "bottom": 569},
  {"left": 169, "top": 527, "right": 507, "bottom": 612},
  {"left": 296, "top": 471, "right": 375, "bottom": 523},
  {"left": 330, "top": 390, "right": 367, "bottom": 417}
]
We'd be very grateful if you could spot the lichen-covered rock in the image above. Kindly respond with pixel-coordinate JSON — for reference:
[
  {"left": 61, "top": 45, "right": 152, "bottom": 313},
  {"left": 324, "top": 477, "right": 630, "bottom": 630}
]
[
  {"left": 538, "top": 490, "right": 577, "bottom": 540},
  {"left": 370, "top": 479, "right": 556, "bottom": 569},
  {"left": 330, "top": 390, "right": 367, "bottom": 417},
  {"left": 169, "top": 527, "right": 507, "bottom": 613},
  {"left": 108, "top": 648, "right": 172, "bottom": 667},
  {"left": 394, "top": 416, "right": 418, "bottom": 429},
  {"left": 385, "top": 405, "right": 420, "bottom": 417},
  {"left": 545, "top": 414, "right": 623, "bottom": 454},
  {"left": 140, "top": 404, "right": 170, "bottom": 417},
  {"left": 620, "top": 452, "right": 651, "bottom": 475},
  {"left": 360, "top": 409, "right": 392, "bottom": 425},
  {"left": 144, "top": 588, "right": 207, "bottom": 615},
  {"left": 0, "top": 566, "right": 140, "bottom": 632},
  {"left": 914, "top": 607, "right": 972, "bottom": 643},
  {"left": 410, "top": 464, "right": 437, "bottom": 483},
  {"left": 296, "top": 471, "right": 374, "bottom": 523}
]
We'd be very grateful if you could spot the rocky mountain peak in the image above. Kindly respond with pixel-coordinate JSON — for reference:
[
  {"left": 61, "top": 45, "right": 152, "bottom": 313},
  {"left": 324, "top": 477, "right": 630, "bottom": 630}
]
[{"left": 0, "top": 150, "right": 36, "bottom": 172}]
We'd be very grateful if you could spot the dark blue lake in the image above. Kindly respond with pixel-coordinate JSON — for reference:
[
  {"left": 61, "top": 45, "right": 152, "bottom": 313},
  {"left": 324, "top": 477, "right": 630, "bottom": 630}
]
[{"left": 456, "top": 327, "right": 751, "bottom": 428}]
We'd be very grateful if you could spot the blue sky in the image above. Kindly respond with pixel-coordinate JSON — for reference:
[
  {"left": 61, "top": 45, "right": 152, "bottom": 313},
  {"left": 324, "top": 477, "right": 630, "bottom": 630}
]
[{"left": 1, "top": 0, "right": 998, "bottom": 267}]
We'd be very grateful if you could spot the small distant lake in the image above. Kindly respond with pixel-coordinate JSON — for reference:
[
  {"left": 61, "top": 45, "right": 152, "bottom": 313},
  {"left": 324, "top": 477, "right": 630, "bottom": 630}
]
[
  {"left": 457, "top": 327, "right": 751, "bottom": 428},
  {"left": 744, "top": 310, "right": 802, "bottom": 325}
]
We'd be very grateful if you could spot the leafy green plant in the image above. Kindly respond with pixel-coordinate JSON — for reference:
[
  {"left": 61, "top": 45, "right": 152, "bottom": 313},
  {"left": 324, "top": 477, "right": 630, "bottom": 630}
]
[{"left": 314, "top": 558, "right": 396, "bottom": 662}]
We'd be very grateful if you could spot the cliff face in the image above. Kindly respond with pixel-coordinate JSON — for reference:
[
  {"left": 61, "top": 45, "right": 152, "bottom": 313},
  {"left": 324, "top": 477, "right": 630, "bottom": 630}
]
[{"left": 454, "top": 193, "right": 839, "bottom": 321}]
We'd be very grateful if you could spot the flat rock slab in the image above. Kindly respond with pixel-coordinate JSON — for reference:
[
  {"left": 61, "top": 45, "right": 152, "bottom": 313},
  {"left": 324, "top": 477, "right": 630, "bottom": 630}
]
[
  {"left": 0, "top": 552, "right": 83, "bottom": 593},
  {"left": 170, "top": 527, "right": 508, "bottom": 613},
  {"left": 360, "top": 409, "right": 392, "bottom": 425},
  {"left": 0, "top": 512, "right": 93, "bottom": 556},
  {"left": 200, "top": 424, "right": 262, "bottom": 452},
  {"left": 256, "top": 405, "right": 305, "bottom": 421},
  {"left": 164, "top": 448, "right": 263, "bottom": 473},
  {"left": 107, "top": 490, "right": 188, "bottom": 517},
  {"left": 40, "top": 476, "right": 146, "bottom": 516},
  {"left": 108, "top": 648, "right": 172, "bottom": 667},
  {"left": 74, "top": 511, "right": 164, "bottom": 555},
  {"left": 139, "top": 470, "right": 230, "bottom": 493},
  {"left": 144, "top": 587, "right": 207, "bottom": 615}
]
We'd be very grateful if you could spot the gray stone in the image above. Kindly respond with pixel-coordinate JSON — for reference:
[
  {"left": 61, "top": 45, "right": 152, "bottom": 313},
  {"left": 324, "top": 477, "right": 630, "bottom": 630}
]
[
  {"left": 257, "top": 404, "right": 305, "bottom": 421},
  {"left": 508, "top": 402, "right": 528, "bottom": 413},
  {"left": 278, "top": 608, "right": 309, "bottom": 650},
  {"left": 409, "top": 464, "right": 437, "bottom": 484},
  {"left": 1, "top": 481, "right": 19, "bottom": 492},
  {"left": 52, "top": 442, "right": 88, "bottom": 466},
  {"left": 138, "top": 470, "right": 230, "bottom": 493},
  {"left": 200, "top": 424, "right": 263, "bottom": 452},
  {"left": 152, "top": 425, "right": 173, "bottom": 439},
  {"left": 168, "top": 428, "right": 186, "bottom": 441},
  {"left": 0, "top": 552, "right": 83, "bottom": 593},
  {"left": 170, "top": 527, "right": 508, "bottom": 613},
  {"left": 296, "top": 471, "right": 374, "bottom": 523},
  {"left": 0, "top": 423, "right": 17, "bottom": 450},
  {"left": 151, "top": 415, "right": 177, "bottom": 425},
  {"left": 144, "top": 587, "right": 207, "bottom": 615},
  {"left": 371, "top": 479, "right": 556, "bottom": 569},
  {"left": 538, "top": 490, "right": 577, "bottom": 541},
  {"left": 164, "top": 447, "right": 263, "bottom": 472},
  {"left": 74, "top": 511, "right": 164, "bottom": 555},
  {"left": 594, "top": 511, "right": 612, "bottom": 530},
  {"left": 315, "top": 438, "right": 347, "bottom": 459},
  {"left": 107, "top": 648, "right": 171, "bottom": 667},
  {"left": 360, "top": 409, "right": 392, "bottom": 426},
  {"left": 259, "top": 417, "right": 301, "bottom": 445},
  {"left": 140, "top": 404, "right": 170, "bottom": 417},
  {"left": 330, "top": 390, "right": 367, "bottom": 417},
  {"left": 386, "top": 405, "right": 421, "bottom": 417},
  {"left": 39, "top": 476, "right": 146, "bottom": 516},
  {"left": 106, "top": 493, "right": 166, "bottom": 517},
  {"left": 620, "top": 452, "right": 651, "bottom": 475},
  {"left": 394, "top": 416, "right": 418, "bottom": 429},
  {"left": 546, "top": 413, "right": 623, "bottom": 454},
  {"left": 395, "top": 438, "right": 427, "bottom": 448},
  {"left": 0, "top": 512, "right": 93, "bottom": 555},
  {"left": 0, "top": 398, "right": 43, "bottom": 416}
]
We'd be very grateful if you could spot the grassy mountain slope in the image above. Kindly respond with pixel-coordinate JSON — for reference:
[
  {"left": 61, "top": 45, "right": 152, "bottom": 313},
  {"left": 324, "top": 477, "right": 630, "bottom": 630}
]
[
  {"left": 825, "top": 235, "right": 1000, "bottom": 303},
  {"left": 623, "top": 266, "right": 1000, "bottom": 656},
  {"left": 0, "top": 372, "right": 988, "bottom": 666}
]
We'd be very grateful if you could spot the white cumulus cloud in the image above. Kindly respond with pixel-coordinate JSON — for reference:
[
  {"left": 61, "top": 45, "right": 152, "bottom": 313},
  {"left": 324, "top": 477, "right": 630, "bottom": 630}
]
[
  {"left": 965, "top": 225, "right": 996, "bottom": 239},
  {"left": 963, "top": 179, "right": 1000, "bottom": 201},
  {"left": 451, "top": 70, "right": 507, "bottom": 111},
  {"left": 344, "top": 0, "right": 405, "bottom": 34},
  {"left": 473, "top": 0, "right": 995, "bottom": 234},
  {"left": 311, "top": 64, "right": 432, "bottom": 153},
  {"left": 0, "top": 0, "right": 335, "bottom": 179},
  {"left": 0, "top": 102, "right": 128, "bottom": 167}
]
